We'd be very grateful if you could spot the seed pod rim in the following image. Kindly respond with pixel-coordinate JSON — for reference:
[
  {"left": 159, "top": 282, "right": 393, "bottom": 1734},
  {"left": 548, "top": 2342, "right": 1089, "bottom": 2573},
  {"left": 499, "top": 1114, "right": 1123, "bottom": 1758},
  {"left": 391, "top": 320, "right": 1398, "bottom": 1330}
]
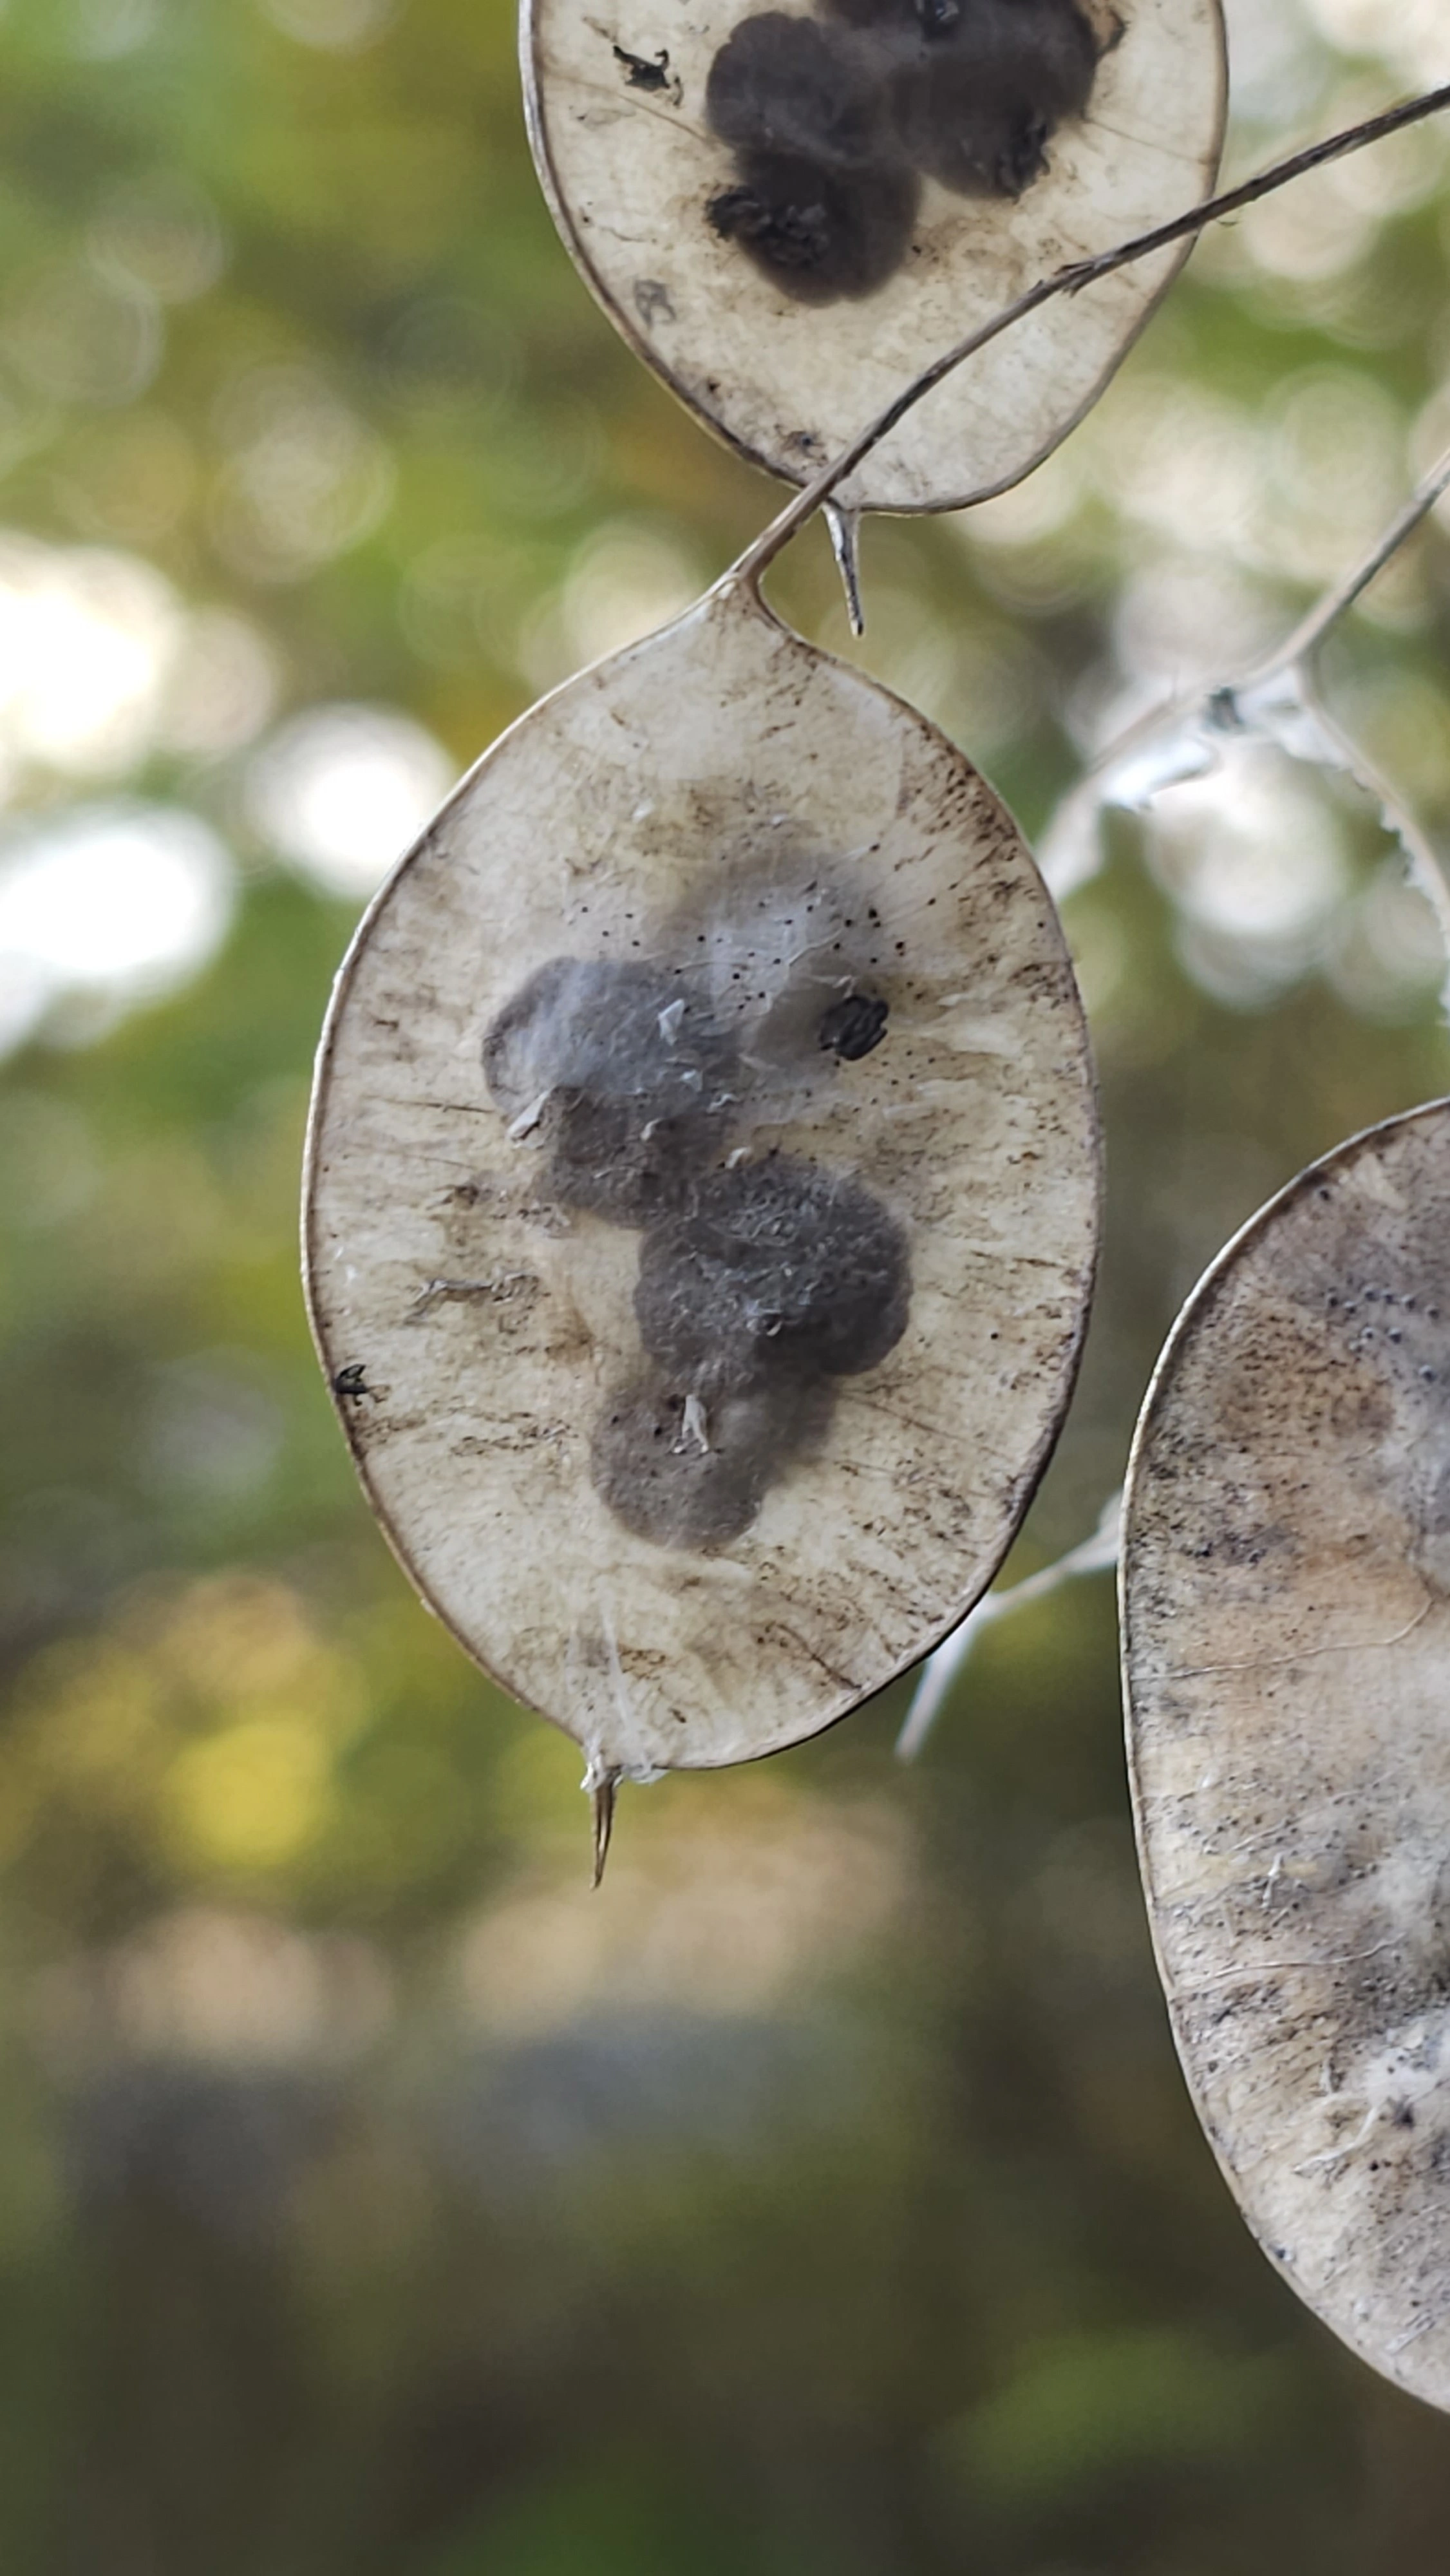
[
  {"left": 303, "top": 576, "right": 1102, "bottom": 1777},
  {"left": 520, "top": 0, "right": 1229, "bottom": 515}
]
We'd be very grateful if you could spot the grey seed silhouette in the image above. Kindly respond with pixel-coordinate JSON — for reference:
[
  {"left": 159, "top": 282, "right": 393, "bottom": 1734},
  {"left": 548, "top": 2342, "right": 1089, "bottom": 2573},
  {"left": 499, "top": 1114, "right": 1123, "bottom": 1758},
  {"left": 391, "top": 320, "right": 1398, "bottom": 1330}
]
[
  {"left": 707, "top": 151, "right": 921, "bottom": 301},
  {"left": 705, "top": 12, "right": 892, "bottom": 170},
  {"left": 590, "top": 1372, "right": 825, "bottom": 1551},
  {"left": 1123, "top": 1097, "right": 1450, "bottom": 2414},
  {"left": 635, "top": 1155, "right": 910, "bottom": 1389},
  {"left": 885, "top": 0, "right": 1102, "bottom": 198},
  {"left": 482, "top": 955, "right": 739, "bottom": 1224}
]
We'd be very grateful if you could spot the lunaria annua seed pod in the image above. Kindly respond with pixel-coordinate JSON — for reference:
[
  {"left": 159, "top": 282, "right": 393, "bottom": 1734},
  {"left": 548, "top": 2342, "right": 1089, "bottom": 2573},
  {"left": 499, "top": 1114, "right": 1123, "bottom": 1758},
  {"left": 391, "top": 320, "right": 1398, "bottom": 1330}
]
[
  {"left": 305, "top": 580, "right": 1100, "bottom": 1783},
  {"left": 523, "top": 0, "right": 1225, "bottom": 509},
  {"left": 1124, "top": 1099, "right": 1450, "bottom": 2412}
]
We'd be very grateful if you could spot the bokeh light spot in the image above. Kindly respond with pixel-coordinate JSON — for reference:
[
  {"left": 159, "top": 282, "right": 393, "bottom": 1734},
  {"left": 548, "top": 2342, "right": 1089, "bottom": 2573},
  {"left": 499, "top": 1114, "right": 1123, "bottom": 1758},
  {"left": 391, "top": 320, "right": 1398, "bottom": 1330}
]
[
  {"left": 164, "top": 1718, "right": 334, "bottom": 1871},
  {"left": 0, "top": 803, "right": 234, "bottom": 1055},
  {"left": 248, "top": 703, "right": 456, "bottom": 896}
]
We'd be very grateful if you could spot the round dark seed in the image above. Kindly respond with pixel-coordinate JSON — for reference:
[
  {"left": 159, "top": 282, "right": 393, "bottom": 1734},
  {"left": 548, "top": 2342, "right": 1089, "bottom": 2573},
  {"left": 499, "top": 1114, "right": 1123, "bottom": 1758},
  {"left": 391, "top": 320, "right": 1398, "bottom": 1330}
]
[
  {"left": 706, "top": 11, "right": 890, "bottom": 171},
  {"left": 635, "top": 1153, "right": 910, "bottom": 1390},
  {"left": 707, "top": 151, "right": 921, "bottom": 303},
  {"left": 590, "top": 1373, "right": 825, "bottom": 1550},
  {"left": 482, "top": 955, "right": 739, "bottom": 1224}
]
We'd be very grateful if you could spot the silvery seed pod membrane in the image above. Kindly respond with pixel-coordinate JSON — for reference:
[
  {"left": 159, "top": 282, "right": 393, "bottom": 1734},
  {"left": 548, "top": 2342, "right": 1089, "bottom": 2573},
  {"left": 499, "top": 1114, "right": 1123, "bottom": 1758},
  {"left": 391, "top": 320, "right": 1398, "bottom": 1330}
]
[
  {"left": 522, "top": 0, "right": 1226, "bottom": 512},
  {"left": 305, "top": 579, "right": 1100, "bottom": 1787},
  {"left": 1123, "top": 1099, "right": 1450, "bottom": 2411}
]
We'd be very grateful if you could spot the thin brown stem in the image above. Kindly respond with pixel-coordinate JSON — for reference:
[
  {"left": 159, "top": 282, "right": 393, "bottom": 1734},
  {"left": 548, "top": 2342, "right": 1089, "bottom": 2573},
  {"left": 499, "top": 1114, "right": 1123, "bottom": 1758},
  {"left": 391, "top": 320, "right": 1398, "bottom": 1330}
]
[
  {"left": 1266, "top": 442, "right": 1450, "bottom": 676},
  {"left": 726, "top": 81, "right": 1450, "bottom": 590},
  {"left": 1053, "top": 442, "right": 1450, "bottom": 960},
  {"left": 1062, "top": 440, "right": 1450, "bottom": 820}
]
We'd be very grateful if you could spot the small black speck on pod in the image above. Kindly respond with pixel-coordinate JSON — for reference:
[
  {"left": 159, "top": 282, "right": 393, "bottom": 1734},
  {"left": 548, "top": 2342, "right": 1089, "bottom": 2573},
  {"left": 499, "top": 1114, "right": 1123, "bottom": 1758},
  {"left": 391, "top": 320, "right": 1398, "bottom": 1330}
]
[
  {"left": 482, "top": 956, "right": 739, "bottom": 1224},
  {"left": 707, "top": 152, "right": 921, "bottom": 301},
  {"left": 820, "top": 990, "right": 889, "bottom": 1060},
  {"left": 590, "top": 1374, "right": 822, "bottom": 1550},
  {"left": 634, "top": 1154, "right": 910, "bottom": 1390},
  {"left": 613, "top": 41, "right": 674, "bottom": 93}
]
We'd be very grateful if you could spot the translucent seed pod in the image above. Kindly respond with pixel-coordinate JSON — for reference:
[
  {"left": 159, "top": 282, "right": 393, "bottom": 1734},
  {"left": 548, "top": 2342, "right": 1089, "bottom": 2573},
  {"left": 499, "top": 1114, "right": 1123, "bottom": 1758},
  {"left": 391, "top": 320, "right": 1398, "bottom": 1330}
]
[
  {"left": 1124, "top": 1098, "right": 1450, "bottom": 2412},
  {"left": 522, "top": 0, "right": 1226, "bottom": 511},
  {"left": 305, "top": 577, "right": 1100, "bottom": 1792}
]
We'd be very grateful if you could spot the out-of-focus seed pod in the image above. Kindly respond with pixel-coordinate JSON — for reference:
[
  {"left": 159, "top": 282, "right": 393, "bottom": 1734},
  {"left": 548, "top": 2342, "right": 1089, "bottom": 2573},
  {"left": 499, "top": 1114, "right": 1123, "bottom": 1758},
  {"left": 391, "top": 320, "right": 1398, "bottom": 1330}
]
[
  {"left": 1124, "top": 1099, "right": 1450, "bottom": 2412},
  {"left": 522, "top": 0, "right": 1225, "bottom": 510},
  {"left": 304, "top": 577, "right": 1100, "bottom": 1783}
]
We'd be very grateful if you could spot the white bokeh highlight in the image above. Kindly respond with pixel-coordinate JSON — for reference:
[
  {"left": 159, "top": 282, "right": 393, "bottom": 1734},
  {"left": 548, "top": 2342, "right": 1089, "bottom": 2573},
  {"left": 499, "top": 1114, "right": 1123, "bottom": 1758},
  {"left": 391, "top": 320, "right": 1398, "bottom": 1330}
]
[
  {"left": 1148, "top": 749, "right": 1351, "bottom": 1005},
  {"left": 0, "top": 802, "right": 235, "bottom": 1054},
  {"left": 247, "top": 703, "right": 457, "bottom": 898},
  {"left": 0, "top": 533, "right": 278, "bottom": 784}
]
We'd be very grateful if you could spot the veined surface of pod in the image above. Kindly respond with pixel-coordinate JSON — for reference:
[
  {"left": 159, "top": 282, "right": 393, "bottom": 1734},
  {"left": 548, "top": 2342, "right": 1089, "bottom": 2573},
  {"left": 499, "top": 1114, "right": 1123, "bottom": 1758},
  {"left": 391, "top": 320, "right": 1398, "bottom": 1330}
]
[
  {"left": 522, "top": 0, "right": 1225, "bottom": 512},
  {"left": 1124, "top": 1099, "right": 1450, "bottom": 2409},
  {"left": 305, "top": 579, "right": 1100, "bottom": 1783}
]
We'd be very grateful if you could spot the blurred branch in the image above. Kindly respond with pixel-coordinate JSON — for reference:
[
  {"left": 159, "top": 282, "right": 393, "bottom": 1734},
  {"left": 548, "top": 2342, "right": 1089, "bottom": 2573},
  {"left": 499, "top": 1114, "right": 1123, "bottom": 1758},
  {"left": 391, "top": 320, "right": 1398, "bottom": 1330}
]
[
  {"left": 1040, "top": 444, "right": 1450, "bottom": 1004},
  {"left": 1274, "top": 446, "right": 1450, "bottom": 671},
  {"left": 731, "top": 82, "right": 1450, "bottom": 587},
  {"left": 896, "top": 1492, "right": 1122, "bottom": 1763}
]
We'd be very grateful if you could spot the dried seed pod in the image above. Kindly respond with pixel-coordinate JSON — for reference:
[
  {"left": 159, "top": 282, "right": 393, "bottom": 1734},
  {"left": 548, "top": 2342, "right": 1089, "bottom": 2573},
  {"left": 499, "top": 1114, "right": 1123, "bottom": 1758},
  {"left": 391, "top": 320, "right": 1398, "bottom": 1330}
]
[
  {"left": 1123, "top": 1098, "right": 1450, "bottom": 2410},
  {"left": 305, "top": 578, "right": 1099, "bottom": 1783},
  {"left": 523, "top": 0, "right": 1225, "bottom": 511}
]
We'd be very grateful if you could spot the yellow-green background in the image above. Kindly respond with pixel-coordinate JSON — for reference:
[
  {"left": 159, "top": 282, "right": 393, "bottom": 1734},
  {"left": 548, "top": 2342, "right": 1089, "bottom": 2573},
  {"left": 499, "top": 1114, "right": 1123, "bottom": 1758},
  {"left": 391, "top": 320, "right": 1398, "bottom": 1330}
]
[{"left": 1, "top": 0, "right": 1450, "bottom": 2563}]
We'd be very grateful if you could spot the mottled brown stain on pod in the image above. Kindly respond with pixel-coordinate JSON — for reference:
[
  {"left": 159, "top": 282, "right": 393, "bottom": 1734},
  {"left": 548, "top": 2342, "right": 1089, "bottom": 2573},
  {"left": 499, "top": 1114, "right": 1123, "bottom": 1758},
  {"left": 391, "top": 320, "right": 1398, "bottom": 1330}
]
[{"left": 1125, "top": 1100, "right": 1450, "bottom": 2411}]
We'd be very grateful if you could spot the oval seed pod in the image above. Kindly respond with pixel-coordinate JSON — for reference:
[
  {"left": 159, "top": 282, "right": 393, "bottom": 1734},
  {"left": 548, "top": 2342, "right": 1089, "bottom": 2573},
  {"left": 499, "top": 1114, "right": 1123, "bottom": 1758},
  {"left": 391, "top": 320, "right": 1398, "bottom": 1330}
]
[
  {"left": 522, "top": 0, "right": 1225, "bottom": 512},
  {"left": 1124, "top": 1098, "right": 1450, "bottom": 2410},
  {"left": 305, "top": 578, "right": 1100, "bottom": 1794}
]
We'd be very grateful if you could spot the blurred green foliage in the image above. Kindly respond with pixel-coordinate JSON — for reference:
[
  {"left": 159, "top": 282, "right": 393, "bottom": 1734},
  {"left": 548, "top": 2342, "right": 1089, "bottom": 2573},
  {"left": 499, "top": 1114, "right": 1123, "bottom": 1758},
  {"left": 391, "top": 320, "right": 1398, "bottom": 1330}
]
[{"left": 1, "top": 0, "right": 1450, "bottom": 2566}]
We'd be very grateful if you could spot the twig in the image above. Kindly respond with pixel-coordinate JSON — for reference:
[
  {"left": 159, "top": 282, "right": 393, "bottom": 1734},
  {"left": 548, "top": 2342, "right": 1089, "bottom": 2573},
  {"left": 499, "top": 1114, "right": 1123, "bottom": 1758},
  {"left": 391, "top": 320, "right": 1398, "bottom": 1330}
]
[
  {"left": 896, "top": 1491, "right": 1122, "bottom": 1762},
  {"left": 1294, "top": 682, "right": 1450, "bottom": 1007},
  {"left": 1040, "top": 442, "right": 1450, "bottom": 999},
  {"left": 728, "top": 83, "right": 1450, "bottom": 590},
  {"left": 1270, "top": 443, "right": 1450, "bottom": 674}
]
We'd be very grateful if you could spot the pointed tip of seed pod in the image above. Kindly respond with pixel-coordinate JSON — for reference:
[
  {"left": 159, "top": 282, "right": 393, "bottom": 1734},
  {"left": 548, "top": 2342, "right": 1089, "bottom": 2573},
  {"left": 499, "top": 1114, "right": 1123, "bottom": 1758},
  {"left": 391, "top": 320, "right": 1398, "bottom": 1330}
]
[
  {"left": 824, "top": 500, "right": 866, "bottom": 638},
  {"left": 590, "top": 1768, "right": 621, "bottom": 1889}
]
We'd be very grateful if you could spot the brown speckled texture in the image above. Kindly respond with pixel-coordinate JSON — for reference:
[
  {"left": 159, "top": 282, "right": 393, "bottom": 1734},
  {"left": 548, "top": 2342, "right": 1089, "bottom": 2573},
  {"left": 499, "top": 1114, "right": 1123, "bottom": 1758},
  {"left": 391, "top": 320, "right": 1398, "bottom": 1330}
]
[{"left": 1124, "top": 1098, "right": 1450, "bottom": 2412}]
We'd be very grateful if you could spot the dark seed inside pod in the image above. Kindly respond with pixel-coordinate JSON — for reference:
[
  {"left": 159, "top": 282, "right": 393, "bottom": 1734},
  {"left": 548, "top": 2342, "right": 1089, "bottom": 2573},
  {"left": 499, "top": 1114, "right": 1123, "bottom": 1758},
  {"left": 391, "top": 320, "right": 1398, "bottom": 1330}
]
[
  {"left": 704, "top": 0, "right": 1105, "bottom": 305},
  {"left": 590, "top": 1374, "right": 828, "bottom": 1550},
  {"left": 820, "top": 990, "right": 889, "bottom": 1060},
  {"left": 705, "top": 12, "right": 892, "bottom": 170},
  {"left": 881, "top": 0, "right": 1100, "bottom": 198},
  {"left": 707, "top": 151, "right": 921, "bottom": 301},
  {"left": 482, "top": 956, "right": 740, "bottom": 1224},
  {"left": 634, "top": 1154, "right": 911, "bottom": 1390}
]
